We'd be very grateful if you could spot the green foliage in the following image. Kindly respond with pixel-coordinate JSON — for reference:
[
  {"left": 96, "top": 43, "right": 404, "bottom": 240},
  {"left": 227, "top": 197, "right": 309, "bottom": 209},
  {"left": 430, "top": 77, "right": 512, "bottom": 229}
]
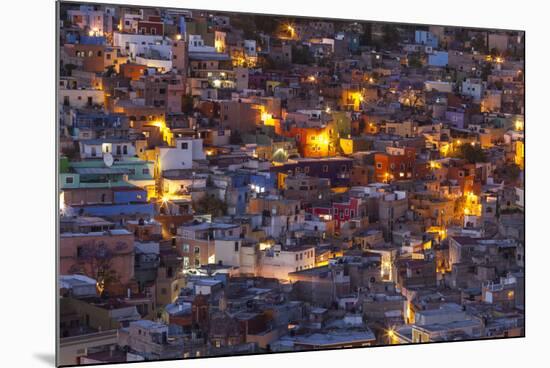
[
  {"left": 455, "top": 144, "right": 487, "bottom": 163},
  {"left": 408, "top": 54, "right": 423, "bottom": 69},
  {"left": 381, "top": 24, "right": 400, "bottom": 48},
  {"left": 291, "top": 45, "right": 315, "bottom": 65},
  {"left": 182, "top": 95, "right": 194, "bottom": 113},
  {"left": 230, "top": 130, "right": 243, "bottom": 145},
  {"left": 360, "top": 22, "right": 373, "bottom": 46},
  {"left": 496, "top": 163, "right": 521, "bottom": 183},
  {"left": 195, "top": 195, "right": 227, "bottom": 217},
  {"left": 471, "top": 34, "right": 487, "bottom": 52},
  {"left": 63, "top": 63, "right": 77, "bottom": 76},
  {"left": 480, "top": 62, "right": 493, "bottom": 81}
]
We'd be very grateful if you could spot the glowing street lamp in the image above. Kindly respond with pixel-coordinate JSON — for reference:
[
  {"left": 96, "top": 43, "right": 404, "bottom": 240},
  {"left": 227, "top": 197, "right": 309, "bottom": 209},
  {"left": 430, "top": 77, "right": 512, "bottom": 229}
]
[{"left": 287, "top": 25, "right": 295, "bottom": 38}]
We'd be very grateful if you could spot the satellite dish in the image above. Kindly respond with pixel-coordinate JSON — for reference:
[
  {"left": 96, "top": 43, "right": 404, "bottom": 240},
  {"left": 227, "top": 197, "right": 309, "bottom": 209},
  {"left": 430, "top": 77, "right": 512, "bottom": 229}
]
[{"left": 103, "top": 152, "right": 114, "bottom": 167}]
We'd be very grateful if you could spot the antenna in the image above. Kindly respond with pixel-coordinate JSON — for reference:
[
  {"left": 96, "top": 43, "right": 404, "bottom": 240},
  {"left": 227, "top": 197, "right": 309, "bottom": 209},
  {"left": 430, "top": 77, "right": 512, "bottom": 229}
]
[{"left": 103, "top": 152, "right": 114, "bottom": 167}]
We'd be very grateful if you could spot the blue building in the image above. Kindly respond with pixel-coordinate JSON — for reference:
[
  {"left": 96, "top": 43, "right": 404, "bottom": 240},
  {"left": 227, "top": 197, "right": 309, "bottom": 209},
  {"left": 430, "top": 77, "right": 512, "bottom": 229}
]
[
  {"left": 428, "top": 51, "right": 449, "bottom": 67},
  {"left": 70, "top": 110, "right": 129, "bottom": 138},
  {"left": 415, "top": 30, "right": 439, "bottom": 48}
]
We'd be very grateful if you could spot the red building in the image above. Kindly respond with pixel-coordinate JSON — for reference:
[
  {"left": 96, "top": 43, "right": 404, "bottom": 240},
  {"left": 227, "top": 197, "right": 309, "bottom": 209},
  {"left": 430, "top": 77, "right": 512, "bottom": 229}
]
[
  {"left": 312, "top": 197, "right": 362, "bottom": 232},
  {"left": 138, "top": 16, "right": 164, "bottom": 35},
  {"left": 374, "top": 146, "right": 416, "bottom": 182}
]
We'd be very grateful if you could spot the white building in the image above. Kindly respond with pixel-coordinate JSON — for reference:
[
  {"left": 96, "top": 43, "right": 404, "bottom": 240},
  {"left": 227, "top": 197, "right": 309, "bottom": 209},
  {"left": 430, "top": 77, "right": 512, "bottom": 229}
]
[
  {"left": 60, "top": 87, "right": 104, "bottom": 108},
  {"left": 113, "top": 32, "right": 169, "bottom": 58},
  {"left": 461, "top": 78, "right": 485, "bottom": 101},
  {"left": 424, "top": 80, "right": 453, "bottom": 93},
  {"left": 79, "top": 139, "right": 136, "bottom": 159},
  {"left": 259, "top": 244, "right": 316, "bottom": 281},
  {"left": 162, "top": 173, "right": 207, "bottom": 195},
  {"left": 188, "top": 35, "right": 216, "bottom": 53},
  {"left": 156, "top": 138, "right": 206, "bottom": 172}
]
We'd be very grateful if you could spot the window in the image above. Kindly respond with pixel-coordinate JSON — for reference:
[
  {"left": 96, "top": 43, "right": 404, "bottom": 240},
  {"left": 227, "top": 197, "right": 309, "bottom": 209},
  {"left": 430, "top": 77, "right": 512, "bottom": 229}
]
[
  {"left": 376, "top": 163, "right": 382, "bottom": 169},
  {"left": 181, "top": 142, "right": 188, "bottom": 150},
  {"left": 234, "top": 242, "right": 239, "bottom": 252},
  {"left": 66, "top": 177, "right": 74, "bottom": 184},
  {"left": 183, "top": 244, "right": 190, "bottom": 253},
  {"left": 194, "top": 246, "right": 200, "bottom": 254},
  {"left": 323, "top": 165, "right": 328, "bottom": 173},
  {"left": 142, "top": 168, "right": 150, "bottom": 175}
]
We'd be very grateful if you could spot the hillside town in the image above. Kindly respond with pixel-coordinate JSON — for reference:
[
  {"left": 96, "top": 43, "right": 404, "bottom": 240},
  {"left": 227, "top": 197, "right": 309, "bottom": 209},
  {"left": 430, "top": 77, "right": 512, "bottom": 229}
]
[{"left": 57, "top": 3, "right": 525, "bottom": 365}]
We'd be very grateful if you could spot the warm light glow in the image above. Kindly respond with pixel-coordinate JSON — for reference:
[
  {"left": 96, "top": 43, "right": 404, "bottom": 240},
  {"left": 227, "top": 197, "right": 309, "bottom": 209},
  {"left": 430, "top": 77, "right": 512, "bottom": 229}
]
[
  {"left": 176, "top": 34, "right": 182, "bottom": 40},
  {"left": 212, "top": 79, "right": 221, "bottom": 88},
  {"left": 284, "top": 23, "right": 296, "bottom": 38},
  {"left": 59, "top": 192, "right": 66, "bottom": 213},
  {"left": 307, "top": 75, "right": 316, "bottom": 82},
  {"left": 325, "top": 106, "right": 331, "bottom": 113},
  {"left": 515, "top": 120, "right": 524, "bottom": 131}
]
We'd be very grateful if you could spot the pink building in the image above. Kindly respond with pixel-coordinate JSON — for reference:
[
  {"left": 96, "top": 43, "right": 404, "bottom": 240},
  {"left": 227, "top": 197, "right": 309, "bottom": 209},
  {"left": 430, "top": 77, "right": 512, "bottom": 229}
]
[{"left": 59, "top": 229, "right": 135, "bottom": 295}]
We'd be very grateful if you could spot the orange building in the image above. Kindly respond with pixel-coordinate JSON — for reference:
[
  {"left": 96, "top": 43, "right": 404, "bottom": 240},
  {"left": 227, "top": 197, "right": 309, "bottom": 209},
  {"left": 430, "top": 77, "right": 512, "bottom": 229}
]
[
  {"left": 374, "top": 146, "right": 416, "bottom": 182},
  {"left": 279, "top": 125, "right": 338, "bottom": 158}
]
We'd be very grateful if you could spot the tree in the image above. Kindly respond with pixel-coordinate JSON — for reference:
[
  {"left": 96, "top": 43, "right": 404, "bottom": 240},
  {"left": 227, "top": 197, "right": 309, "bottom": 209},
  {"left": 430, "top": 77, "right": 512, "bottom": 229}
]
[
  {"left": 63, "top": 63, "right": 77, "bottom": 77},
  {"left": 69, "top": 242, "right": 121, "bottom": 296},
  {"left": 291, "top": 45, "right": 314, "bottom": 65},
  {"left": 195, "top": 196, "right": 227, "bottom": 217},
  {"left": 455, "top": 144, "right": 487, "bottom": 163},
  {"left": 358, "top": 119, "right": 366, "bottom": 134},
  {"left": 360, "top": 22, "right": 373, "bottom": 46},
  {"left": 381, "top": 24, "right": 400, "bottom": 48},
  {"left": 182, "top": 94, "right": 194, "bottom": 113},
  {"left": 471, "top": 34, "right": 487, "bottom": 53},
  {"left": 408, "top": 54, "right": 423, "bottom": 69},
  {"left": 497, "top": 163, "right": 521, "bottom": 183},
  {"left": 230, "top": 130, "right": 243, "bottom": 145}
]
